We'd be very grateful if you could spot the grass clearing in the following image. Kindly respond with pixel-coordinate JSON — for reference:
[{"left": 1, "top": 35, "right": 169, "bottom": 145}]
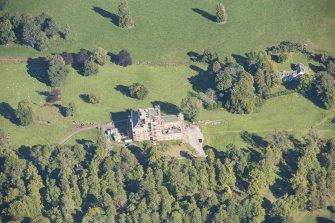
[
  {"left": 0, "top": 63, "right": 334, "bottom": 149},
  {"left": 1, "top": 0, "right": 335, "bottom": 63}
]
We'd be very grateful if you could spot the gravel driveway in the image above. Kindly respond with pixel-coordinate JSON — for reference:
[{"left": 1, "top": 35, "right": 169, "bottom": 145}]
[{"left": 182, "top": 125, "right": 207, "bottom": 157}]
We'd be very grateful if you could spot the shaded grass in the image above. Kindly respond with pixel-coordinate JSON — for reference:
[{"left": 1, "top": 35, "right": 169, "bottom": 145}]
[{"left": 1, "top": 0, "right": 335, "bottom": 63}]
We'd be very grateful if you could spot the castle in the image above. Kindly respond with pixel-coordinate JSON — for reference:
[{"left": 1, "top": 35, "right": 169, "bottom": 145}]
[{"left": 130, "top": 105, "right": 184, "bottom": 141}]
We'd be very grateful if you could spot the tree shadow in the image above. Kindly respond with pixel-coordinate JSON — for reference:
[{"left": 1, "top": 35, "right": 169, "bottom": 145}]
[
  {"left": 79, "top": 94, "right": 90, "bottom": 103},
  {"left": 191, "top": 8, "right": 216, "bottom": 22},
  {"left": 0, "top": 102, "right": 18, "bottom": 125},
  {"left": 110, "top": 110, "right": 130, "bottom": 136},
  {"left": 188, "top": 65, "right": 214, "bottom": 92},
  {"left": 36, "top": 90, "right": 50, "bottom": 97},
  {"left": 269, "top": 177, "right": 293, "bottom": 198},
  {"left": 114, "top": 84, "right": 130, "bottom": 97},
  {"left": 26, "top": 57, "right": 49, "bottom": 86},
  {"left": 151, "top": 101, "right": 180, "bottom": 114},
  {"left": 232, "top": 54, "right": 248, "bottom": 71},
  {"left": 17, "top": 145, "right": 31, "bottom": 161},
  {"left": 53, "top": 104, "right": 67, "bottom": 117},
  {"left": 92, "top": 6, "right": 119, "bottom": 26},
  {"left": 240, "top": 131, "right": 268, "bottom": 149},
  {"left": 108, "top": 52, "right": 118, "bottom": 63},
  {"left": 309, "top": 63, "right": 325, "bottom": 73},
  {"left": 187, "top": 51, "right": 201, "bottom": 62},
  {"left": 316, "top": 217, "right": 335, "bottom": 223}
]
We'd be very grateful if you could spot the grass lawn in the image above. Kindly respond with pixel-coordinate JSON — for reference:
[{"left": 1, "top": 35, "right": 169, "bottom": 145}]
[
  {"left": 199, "top": 93, "right": 335, "bottom": 150},
  {"left": 0, "top": 62, "right": 334, "bottom": 149},
  {"left": 1, "top": 0, "right": 335, "bottom": 63}
]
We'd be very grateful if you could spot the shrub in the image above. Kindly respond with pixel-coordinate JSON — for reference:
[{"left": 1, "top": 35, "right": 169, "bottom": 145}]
[
  {"left": 91, "top": 47, "right": 109, "bottom": 65},
  {"left": 88, "top": 93, "right": 102, "bottom": 104},
  {"left": 117, "top": 49, "right": 132, "bottom": 67},
  {"left": 83, "top": 59, "right": 99, "bottom": 76},
  {"left": 62, "top": 24, "right": 70, "bottom": 40},
  {"left": 129, "top": 83, "right": 148, "bottom": 100},
  {"left": 65, "top": 102, "right": 77, "bottom": 117},
  {"left": 47, "top": 55, "right": 69, "bottom": 87},
  {"left": 16, "top": 99, "right": 33, "bottom": 126}
]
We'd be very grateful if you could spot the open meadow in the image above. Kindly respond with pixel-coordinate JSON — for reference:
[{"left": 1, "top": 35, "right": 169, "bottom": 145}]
[
  {"left": 1, "top": 0, "right": 335, "bottom": 63},
  {"left": 0, "top": 63, "right": 333, "bottom": 150}
]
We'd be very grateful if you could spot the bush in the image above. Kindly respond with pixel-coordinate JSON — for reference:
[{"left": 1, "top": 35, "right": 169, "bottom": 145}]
[
  {"left": 129, "top": 83, "right": 148, "bottom": 100},
  {"left": 16, "top": 99, "right": 33, "bottom": 126},
  {"left": 88, "top": 93, "right": 102, "bottom": 104},
  {"left": 91, "top": 47, "right": 109, "bottom": 65},
  {"left": 83, "top": 60, "right": 99, "bottom": 76},
  {"left": 117, "top": 49, "right": 132, "bottom": 67},
  {"left": 62, "top": 24, "right": 70, "bottom": 40},
  {"left": 65, "top": 102, "right": 77, "bottom": 117},
  {"left": 47, "top": 55, "right": 69, "bottom": 87}
]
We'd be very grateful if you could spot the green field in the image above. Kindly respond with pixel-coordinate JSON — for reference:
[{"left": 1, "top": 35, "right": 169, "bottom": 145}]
[
  {"left": 0, "top": 63, "right": 334, "bottom": 149},
  {"left": 1, "top": 0, "right": 335, "bottom": 63}
]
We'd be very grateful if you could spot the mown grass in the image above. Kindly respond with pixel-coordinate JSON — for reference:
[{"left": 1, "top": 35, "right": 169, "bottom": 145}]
[
  {"left": 0, "top": 63, "right": 334, "bottom": 149},
  {"left": 1, "top": 0, "right": 335, "bottom": 63}
]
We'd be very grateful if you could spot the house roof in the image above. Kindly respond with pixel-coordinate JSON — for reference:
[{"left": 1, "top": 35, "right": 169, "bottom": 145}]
[{"left": 162, "top": 115, "right": 179, "bottom": 123}]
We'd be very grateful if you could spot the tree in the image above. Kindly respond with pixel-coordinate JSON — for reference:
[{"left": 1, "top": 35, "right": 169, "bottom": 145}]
[
  {"left": 88, "top": 93, "right": 102, "bottom": 104},
  {"left": 0, "top": 19, "right": 16, "bottom": 44},
  {"left": 35, "top": 31, "right": 48, "bottom": 51},
  {"left": 117, "top": 49, "right": 132, "bottom": 66},
  {"left": 216, "top": 3, "right": 227, "bottom": 24},
  {"left": 225, "top": 72, "right": 255, "bottom": 114},
  {"left": 21, "top": 18, "right": 41, "bottom": 48},
  {"left": 276, "top": 53, "right": 288, "bottom": 63},
  {"left": 76, "top": 49, "right": 91, "bottom": 64},
  {"left": 314, "top": 72, "right": 335, "bottom": 109},
  {"left": 118, "top": 0, "right": 135, "bottom": 28},
  {"left": 42, "top": 17, "right": 59, "bottom": 38},
  {"left": 47, "top": 55, "right": 69, "bottom": 87},
  {"left": 16, "top": 99, "right": 33, "bottom": 126},
  {"left": 180, "top": 96, "right": 202, "bottom": 121},
  {"left": 46, "top": 88, "right": 61, "bottom": 103},
  {"left": 83, "top": 59, "right": 99, "bottom": 76},
  {"left": 60, "top": 52, "right": 74, "bottom": 65},
  {"left": 65, "top": 102, "right": 77, "bottom": 117},
  {"left": 91, "top": 47, "right": 109, "bottom": 65},
  {"left": 129, "top": 82, "right": 148, "bottom": 100},
  {"left": 327, "top": 61, "right": 335, "bottom": 76}
]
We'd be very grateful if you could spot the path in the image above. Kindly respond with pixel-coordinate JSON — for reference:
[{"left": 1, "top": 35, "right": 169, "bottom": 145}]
[{"left": 59, "top": 122, "right": 113, "bottom": 145}]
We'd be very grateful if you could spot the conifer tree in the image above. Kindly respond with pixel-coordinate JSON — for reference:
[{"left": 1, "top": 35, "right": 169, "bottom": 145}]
[
  {"left": 216, "top": 3, "right": 227, "bottom": 24},
  {"left": 118, "top": 0, "right": 134, "bottom": 28}
]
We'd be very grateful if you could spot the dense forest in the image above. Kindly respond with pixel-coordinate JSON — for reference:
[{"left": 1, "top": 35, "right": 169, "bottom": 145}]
[{"left": 0, "top": 129, "right": 334, "bottom": 223}]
